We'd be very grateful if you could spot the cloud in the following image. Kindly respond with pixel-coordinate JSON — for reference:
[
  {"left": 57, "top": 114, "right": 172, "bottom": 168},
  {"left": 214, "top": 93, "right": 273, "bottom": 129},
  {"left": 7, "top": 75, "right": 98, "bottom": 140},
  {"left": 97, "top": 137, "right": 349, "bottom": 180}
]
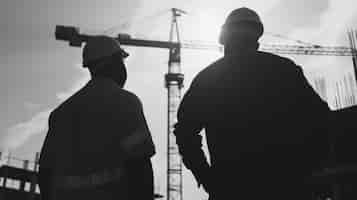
[
  {"left": 56, "top": 70, "right": 89, "bottom": 102},
  {"left": 1, "top": 110, "right": 51, "bottom": 151},
  {"left": 1, "top": 64, "right": 89, "bottom": 152},
  {"left": 1, "top": 76, "right": 87, "bottom": 151},
  {"left": 264, "top": 0, "right": 330, "bottom": 34},
  {"left": 24, "top": 102, "right": 42, "bottom": 112}
]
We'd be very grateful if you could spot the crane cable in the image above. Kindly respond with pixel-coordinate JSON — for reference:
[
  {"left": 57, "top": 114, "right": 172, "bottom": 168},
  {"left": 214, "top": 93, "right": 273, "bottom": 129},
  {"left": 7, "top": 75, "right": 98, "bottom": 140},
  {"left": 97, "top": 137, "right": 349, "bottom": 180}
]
[{"left": 264, "top": 31, "right": 322, "bottom": 47}]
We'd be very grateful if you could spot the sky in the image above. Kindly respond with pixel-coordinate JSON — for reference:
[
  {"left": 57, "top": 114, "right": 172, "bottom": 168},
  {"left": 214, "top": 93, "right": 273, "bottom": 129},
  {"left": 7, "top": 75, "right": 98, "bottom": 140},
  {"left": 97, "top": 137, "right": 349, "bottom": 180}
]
[{"left": 1, "top": 0, "right": 357, "bottom": 199}]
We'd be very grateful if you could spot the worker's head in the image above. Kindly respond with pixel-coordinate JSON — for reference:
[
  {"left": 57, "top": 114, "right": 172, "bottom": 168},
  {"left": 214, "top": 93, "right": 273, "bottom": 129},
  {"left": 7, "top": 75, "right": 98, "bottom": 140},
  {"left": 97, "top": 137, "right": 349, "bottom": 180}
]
[
  {"left": 82, "top": 36, "right": 129, "bottom": 88},
  {"left": 219, "top": 7, "right": 264, "bottom": 46}
]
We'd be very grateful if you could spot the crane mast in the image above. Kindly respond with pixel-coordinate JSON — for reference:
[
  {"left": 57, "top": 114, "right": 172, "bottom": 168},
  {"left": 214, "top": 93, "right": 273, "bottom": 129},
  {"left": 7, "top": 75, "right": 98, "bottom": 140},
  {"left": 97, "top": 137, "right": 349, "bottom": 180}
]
[{"left": 165, "top": 8, "right": 184, "bottom": 200}]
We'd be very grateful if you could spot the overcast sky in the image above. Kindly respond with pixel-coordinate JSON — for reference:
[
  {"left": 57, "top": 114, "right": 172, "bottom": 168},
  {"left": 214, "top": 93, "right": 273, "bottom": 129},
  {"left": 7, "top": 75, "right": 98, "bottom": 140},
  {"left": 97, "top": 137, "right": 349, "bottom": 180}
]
[{"left": 1, "top": 0, "right": 357, "bottom": 199}]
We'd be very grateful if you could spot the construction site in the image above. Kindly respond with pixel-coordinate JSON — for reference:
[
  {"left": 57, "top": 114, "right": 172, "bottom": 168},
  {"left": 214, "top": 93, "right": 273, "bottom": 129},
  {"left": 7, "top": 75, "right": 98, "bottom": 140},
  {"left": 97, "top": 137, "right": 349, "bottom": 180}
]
[{"left": 1, "top": 2, "right": 357, "bottom": 200}]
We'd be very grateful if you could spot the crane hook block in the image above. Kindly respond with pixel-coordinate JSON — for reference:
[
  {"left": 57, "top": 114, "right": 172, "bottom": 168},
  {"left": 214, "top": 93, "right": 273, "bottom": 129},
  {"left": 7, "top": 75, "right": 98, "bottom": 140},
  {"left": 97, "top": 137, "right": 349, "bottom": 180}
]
[{"left": 165, "top": 73, "right": 184, "bottom": 88}]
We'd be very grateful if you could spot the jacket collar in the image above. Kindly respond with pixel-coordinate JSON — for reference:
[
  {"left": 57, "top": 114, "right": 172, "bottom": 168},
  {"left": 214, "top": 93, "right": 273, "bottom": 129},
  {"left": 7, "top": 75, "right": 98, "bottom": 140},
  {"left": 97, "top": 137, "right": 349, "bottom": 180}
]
[
  {"left": 88, "top": 76, "right": 120, "bottom": 87},
  {"left": 224, "top": 41, "right": 259, "bottom": 57}
]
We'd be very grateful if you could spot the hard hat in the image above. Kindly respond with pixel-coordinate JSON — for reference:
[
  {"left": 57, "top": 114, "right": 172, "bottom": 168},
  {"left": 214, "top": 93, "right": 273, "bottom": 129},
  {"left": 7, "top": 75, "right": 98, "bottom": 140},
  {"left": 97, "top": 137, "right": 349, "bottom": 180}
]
[
  {"left": 82, "top": 36, "right": 129, "bottom": 68},
  {"left": 219, "top": 7, "right": 264, "bottom": 45},
  {"left": 223, "top": 7, "right": 263, "bottom": 26}
]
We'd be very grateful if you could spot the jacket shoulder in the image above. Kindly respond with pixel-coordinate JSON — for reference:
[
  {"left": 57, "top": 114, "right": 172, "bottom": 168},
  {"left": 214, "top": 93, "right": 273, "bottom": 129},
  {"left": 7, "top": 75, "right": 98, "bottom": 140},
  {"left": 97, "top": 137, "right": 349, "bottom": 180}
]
[
  {"left": 51, "top": 86, "right": 85, "bottom": 116},
  {"left": 257, "top": 51, "right": 303, "bottom": 75},
  {"left": 118, "top": 89, "right": 143, "bottom": 106},
  {"left": 192, "top": 52, "right": 301, "bottom": 85},
  {"left": 191, "top": 57, "right": 225, "bottom": 87},
  {"left": 258, "top": 51, "right": 297, "bottom": 65}
]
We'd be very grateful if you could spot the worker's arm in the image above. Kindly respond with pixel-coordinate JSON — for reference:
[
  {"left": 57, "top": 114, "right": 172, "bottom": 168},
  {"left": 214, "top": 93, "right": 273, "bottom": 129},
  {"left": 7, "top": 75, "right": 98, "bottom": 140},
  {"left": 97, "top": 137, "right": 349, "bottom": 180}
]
[
  {"left": 291, "top": 64, "right": 331, "bottom": 169},
  {"left": 173, "top": 77, "right": 211, "bottom": 191},
  {"left": 120, "top": 95, "right": 156, "bottom": 160}
]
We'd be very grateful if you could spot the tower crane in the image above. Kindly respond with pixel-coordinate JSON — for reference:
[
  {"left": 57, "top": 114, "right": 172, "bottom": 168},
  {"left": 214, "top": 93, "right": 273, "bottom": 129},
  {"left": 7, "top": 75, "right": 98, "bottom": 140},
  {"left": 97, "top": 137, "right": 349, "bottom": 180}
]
[{"left": 55, "top": 8, "right": 356, "bottom": 200}]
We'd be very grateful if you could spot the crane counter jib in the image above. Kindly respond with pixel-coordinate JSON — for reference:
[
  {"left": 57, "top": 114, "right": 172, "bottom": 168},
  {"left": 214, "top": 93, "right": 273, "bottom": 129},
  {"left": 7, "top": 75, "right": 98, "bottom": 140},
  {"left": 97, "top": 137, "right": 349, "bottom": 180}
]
[{"left": 55, "top": 25, "right": 181, "bottom": 49}]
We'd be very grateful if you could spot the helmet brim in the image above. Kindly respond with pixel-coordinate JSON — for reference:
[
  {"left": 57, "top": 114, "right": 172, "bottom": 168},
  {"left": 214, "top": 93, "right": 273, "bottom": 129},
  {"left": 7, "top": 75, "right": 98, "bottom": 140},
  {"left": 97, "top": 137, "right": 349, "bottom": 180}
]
[{"left": 83, "top": 49, "right": 129, "bottom": 68}]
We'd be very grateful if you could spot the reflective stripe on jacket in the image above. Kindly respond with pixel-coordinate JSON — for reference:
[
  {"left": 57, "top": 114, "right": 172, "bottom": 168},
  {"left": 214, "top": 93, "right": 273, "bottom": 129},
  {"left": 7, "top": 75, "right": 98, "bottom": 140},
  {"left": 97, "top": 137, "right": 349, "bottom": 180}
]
[{"left": 53, "top": 167, "right": 123, "bottom": 190}]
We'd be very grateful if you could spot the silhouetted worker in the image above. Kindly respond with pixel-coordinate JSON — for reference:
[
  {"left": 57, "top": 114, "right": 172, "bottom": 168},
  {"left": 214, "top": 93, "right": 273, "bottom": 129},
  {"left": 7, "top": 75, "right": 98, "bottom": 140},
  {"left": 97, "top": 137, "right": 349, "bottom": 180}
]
[
  {"left": 39, "top": 36, "right": 155, "bottom": 200},
  {"left": 174, "top": 7, "right": 330, "bottom": 200}
]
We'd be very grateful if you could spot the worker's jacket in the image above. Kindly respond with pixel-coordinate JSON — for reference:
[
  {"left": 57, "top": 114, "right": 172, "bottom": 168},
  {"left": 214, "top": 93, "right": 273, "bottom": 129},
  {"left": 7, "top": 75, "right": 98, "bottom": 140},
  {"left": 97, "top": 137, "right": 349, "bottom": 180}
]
[
  {"left": 38, "top": 77, "right": 155, "bottom": 199},
  {"left": 174, "top": 45, "right": 331, "bottom": 198}
]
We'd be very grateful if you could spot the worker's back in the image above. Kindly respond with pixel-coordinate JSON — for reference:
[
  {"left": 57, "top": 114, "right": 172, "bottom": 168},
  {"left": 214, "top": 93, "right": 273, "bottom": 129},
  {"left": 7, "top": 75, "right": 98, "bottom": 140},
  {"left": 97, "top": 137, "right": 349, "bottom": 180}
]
[
  {"left": 39, "top": 77, "right": 155, "bottom": 199},
  {"left": 178, "top": 50, "right": 330, "bottom": 198}
]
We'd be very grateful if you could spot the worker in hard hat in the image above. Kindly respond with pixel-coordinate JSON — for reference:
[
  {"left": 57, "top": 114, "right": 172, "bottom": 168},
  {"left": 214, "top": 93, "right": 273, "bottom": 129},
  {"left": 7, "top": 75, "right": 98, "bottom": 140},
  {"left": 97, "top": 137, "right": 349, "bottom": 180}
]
[
  {"left": 174, "top": 7, "right": 330, "bottom": 200},
  {"left": 38, "top": 36, "right": 156, "bottom": 200}
]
